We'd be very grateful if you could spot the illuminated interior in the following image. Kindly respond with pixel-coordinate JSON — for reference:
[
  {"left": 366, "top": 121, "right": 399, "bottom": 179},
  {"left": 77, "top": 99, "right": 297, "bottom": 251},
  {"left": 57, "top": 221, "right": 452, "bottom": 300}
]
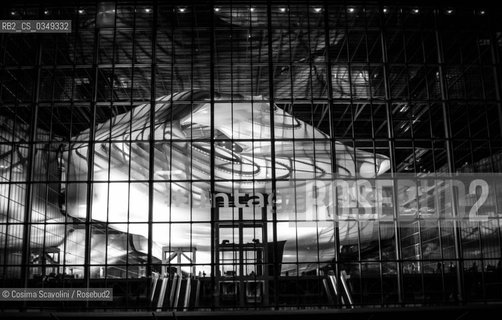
[{"left": 0, "top": 1, "right": 501, "bottom": 311}]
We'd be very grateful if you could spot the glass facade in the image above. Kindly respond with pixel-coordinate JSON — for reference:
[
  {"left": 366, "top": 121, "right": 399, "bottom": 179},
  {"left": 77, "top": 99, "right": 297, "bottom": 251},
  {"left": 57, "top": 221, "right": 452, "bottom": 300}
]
[{"left": 0, "top": 0, "right": 501, "bottom": 311}]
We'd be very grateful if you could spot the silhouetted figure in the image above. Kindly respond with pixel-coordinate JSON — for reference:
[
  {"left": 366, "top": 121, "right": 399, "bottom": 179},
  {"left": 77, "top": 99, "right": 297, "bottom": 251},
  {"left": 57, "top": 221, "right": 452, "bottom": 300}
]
[
  {"left": 470, "top": 262, "right": 478, "bottom": 273},
  {"left": 435, "top": 262, "right": 442, "bottom": 274},
  {"left": 496, "top": 260, "right": 502, "bottom": 282}
]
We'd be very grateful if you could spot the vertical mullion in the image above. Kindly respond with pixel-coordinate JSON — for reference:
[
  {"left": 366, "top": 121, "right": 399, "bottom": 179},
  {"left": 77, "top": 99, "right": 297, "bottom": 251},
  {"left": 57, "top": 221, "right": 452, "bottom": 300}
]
[
  {"left": 423, "top": 28, "right": 449, "bottom": 300},
  {"left": 266, "top": 1, "right": 279, "bottom": 310},
  {"left": 83, "top": 2, "right": 100, "bottom": 291},
  {"left": 365, "top": 10, "right": 385, "bottom": 307},
  {"left": 209, "top": 0, "right": 217, "bottom": 311},
  {"left": 190, "top": 3, "right": 195, "bottom": 289},
  {"left": 379, "top": 9, "right": 404, "bottom": 305},
  {"left": 0, "top": 31, "right": 7, "bottom": 283},
  {"left": 40, "top": 31, "right": 60, "bottom": 282},
  {"left": 20, "top": 33, "right": 42, "bottom": 292},
  {"left": 126, "top": 0, "right": 138, "bottom": 283},
  {"left": 147, "top": 0, "right": 158, "bottom": 300},
  {"left": 104, "top": 0, "right": 119, "bottom": 285},
  {"left": 403, "top": 25, "right": 426, "bottom": 301},
  {"left": 61, "top": 7, "right": 81, "bottom": 286},
  {"left": 305, "top": 3, "right": 322, "bottom": 296},
  {"left": 436, "top": 177, "right": 446, "bottom": 303},
  {"left": 168, "top": 4, "right": 174, "bottom": 306},
  {"left": 434, "top": 9, "right": 465, "bottom": 304},
  {"left": 246, "top": 3, "right": 252, "bottom": 306},
  {"left": 286, "top": 2, "right": 302, "bottom": 304},
  {"left": 489, "top": 22, "right": 502, "bottom": 141},
  {"left": 344, "top": 8, "right": 364, "bottom": 306},
  {"left": 488, "top": 11, "right": 502, "bottom": 279}
]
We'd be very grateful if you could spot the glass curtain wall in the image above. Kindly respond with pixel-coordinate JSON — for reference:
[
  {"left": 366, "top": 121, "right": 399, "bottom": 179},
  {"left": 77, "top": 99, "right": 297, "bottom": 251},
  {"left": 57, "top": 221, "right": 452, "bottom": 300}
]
[{"left": 0, "top": 0, "right": 501, "bottom": 311}]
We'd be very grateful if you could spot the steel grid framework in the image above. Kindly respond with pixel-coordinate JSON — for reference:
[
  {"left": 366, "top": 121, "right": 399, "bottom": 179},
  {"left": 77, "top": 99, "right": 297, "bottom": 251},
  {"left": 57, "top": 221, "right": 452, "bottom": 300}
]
[{"left": 0, "top": 0, "right": 501, "bottom": 311}]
